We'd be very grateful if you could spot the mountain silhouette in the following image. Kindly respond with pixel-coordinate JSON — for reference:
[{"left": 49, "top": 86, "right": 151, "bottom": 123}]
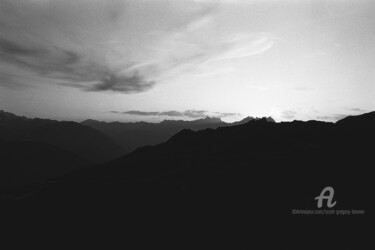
[
  {"left": 336, "top": 110, "right": 375, "bottom": 129},
  {"left": 81, "top": 116, "right": 258, "bottom": 154},
  {"left": 0, "top": 140, "right": 88, "bottom": 189},
  {"left": 0, "top": 110, "right": 122, "bottom": 163},
  {"left": 21, "top": 121, "right": 123, "bottom": 163},
  {"left": 0, "top": 110, "right": 56, "bottom": 139},
  {"left": 2, "top": 111, "right": 373, "bottom": 246}
]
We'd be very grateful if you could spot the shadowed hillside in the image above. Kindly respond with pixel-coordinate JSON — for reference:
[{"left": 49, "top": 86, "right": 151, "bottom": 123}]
[
  {"left": 0, "top": 141, "right": 88, "bottom": 189},
  {"left": 0, "top": 110, "right": 123, "bottom": 163},
  {"left": 81, "top": 116, "right": 265, "bottom": 154},
  {"left": 2, "top": 111, "right": 373, "bottom": 246}
]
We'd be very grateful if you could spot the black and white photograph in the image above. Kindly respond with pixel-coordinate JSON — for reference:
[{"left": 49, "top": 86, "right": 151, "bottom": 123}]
[{"left": 0, "top": 0, "right": 372, "bottom": 247}]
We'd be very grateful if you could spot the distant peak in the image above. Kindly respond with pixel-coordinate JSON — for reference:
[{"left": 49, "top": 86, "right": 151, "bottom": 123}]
[
  {"left": 242, "top": 116, "right": 255, "bottom": 121},
  {"left": 81, "top": 119, "right": 101, "bottom": 124},
  {"left": 160, "top": 116, "right": 224, "bottom": 124},
  {"left": 231, "top": 116, "right": 254, "bottom": 125},
  {"left": 194, "top": 116, "right": 223, "bottom": 123},
  {"left": 0, "top": 110, "right": 27, "bottom": 121},
  {"left": 265, "top": 117, "right": 276, "bottom": 123},
  {"left": 204, "top": 116, "right": 221, "bottom": 121},
  {"left": 0, "top": 110, "right": 15, "bottom": 116},
  {"left": 244, "top": 116, "right": 276, "bottom": 124},
  {"left": 160, "top": 119, "right": 184, "bottom": 124}
]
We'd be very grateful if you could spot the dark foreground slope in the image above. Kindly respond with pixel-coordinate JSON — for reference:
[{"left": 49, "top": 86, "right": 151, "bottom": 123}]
[
  {"left": 2, "top": 112, "right": 374, "bottom": 247},
  {"left": 0, "top": 141, "right": 88, "bottom": 189}
]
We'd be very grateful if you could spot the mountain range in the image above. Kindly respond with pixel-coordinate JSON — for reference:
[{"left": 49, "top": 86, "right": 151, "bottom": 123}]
[
  {"left": 81, "top": 115, "right": 274, "bottom": 154},
  {"left": 2, "top": 109, "right": 374, "bottom": 246},
  {"left": 0, "top": 110, "right": 121, "bottom": 188},
  {"left": 0, "top": 110, "right": 270, "bottom": 188},
  {"left": 0, "top": 110, "right": 123, "bottom": 163}
]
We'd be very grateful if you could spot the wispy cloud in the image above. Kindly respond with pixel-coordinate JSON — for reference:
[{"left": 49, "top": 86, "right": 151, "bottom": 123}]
[
  {"left": 151, "top": 27, "right": 275, "bottom": 81},
  {"left": 111, "top": 111, "right": 159, "bottom": 116},
  {"left": 345, "top": 107, "right": 367, "bottom": 113},
  {"left": 315, "top": 108, "right": 367, "bottom": 122},
  {"left": 210, "top": 34, "right": 275, "bottom": 62},
  {"left": 0, "top": 0, "right": 214, "bottom": 92},
  {"left": 0, "top": 71, "right": 28, "bottom": 90},
  {"left": 281, "top": 110, "right": 297, "bottom": 120},
  {"left": 0, "top": 36, "right": 155, "bottom": 92},
  {"left": 316, "top": 114, "right": 347, "bottom": 122},
  {"left": 111, "top": 109, "right": 240, "bottom": 119},
  {"left": 0, "top": 0, "right": 275, "bottom": 93}
]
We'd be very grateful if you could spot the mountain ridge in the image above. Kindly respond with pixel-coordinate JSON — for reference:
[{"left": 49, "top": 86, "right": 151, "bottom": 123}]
[
  {"left": 2, "top": 110, "right": 374, "bottom": 240},
  {"left": 0, "top": 110, "right": 123, "bottom": 163},
  {"left": 80, "top": 114, "right": 277, "bottom": 154}
]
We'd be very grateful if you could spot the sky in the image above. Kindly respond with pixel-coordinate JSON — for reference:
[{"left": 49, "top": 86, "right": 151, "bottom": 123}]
[{"left": 1, "top": 0, "right": 375, "bottom": 123}]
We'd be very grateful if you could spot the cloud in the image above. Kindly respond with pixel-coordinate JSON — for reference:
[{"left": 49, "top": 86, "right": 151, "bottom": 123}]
[
  {"left": 0, "top": 37, "right": 79, "bottom": 74},
  {"left": 0, "top": 0, "right": 218, "bottom": 93},
  {"left": 281, "top": 110, "right": 297, "bottom": 119},
  {"left": 152, "top": 28, "right": 275, "bottom": 81},
  {"left": 0, "top": 37, "right": 45, "bottom": 56},
  {"left": 0, "top": 71, "right": 28, "bottom": 89},
  {"left": 0, "top": 0, "right": 274, "bottom": 93},
  {"left": 315, "top": 108, "right": 367, "bottom": 122},
  {"left": 316, "top": 114, "right": 347, "bottom": 121},
  {"left": 209, "top": 35, "right": 275, "bottom": 62},
  {"left": 65, "top": 71, "right": 155, "bottom": 93},
  {"left": 346, "top": 107, "right": 367, "bottom": 113},
  {"left": 112, "top": 109, "right": 240, "bottom": 119},
  {"left": 0, "top": 36, "right": 154, "bottom": 93},
  {"left": 111, "top": 111, "right": 158, "bottom": 116}
]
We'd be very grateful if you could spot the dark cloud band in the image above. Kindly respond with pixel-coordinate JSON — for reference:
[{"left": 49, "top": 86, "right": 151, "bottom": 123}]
[
  {"left": 111, "top": 110, "right": 240, "bottom": 119},
  {"left": 0, "top": 37, "right": 154, "bottom": 93}
]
